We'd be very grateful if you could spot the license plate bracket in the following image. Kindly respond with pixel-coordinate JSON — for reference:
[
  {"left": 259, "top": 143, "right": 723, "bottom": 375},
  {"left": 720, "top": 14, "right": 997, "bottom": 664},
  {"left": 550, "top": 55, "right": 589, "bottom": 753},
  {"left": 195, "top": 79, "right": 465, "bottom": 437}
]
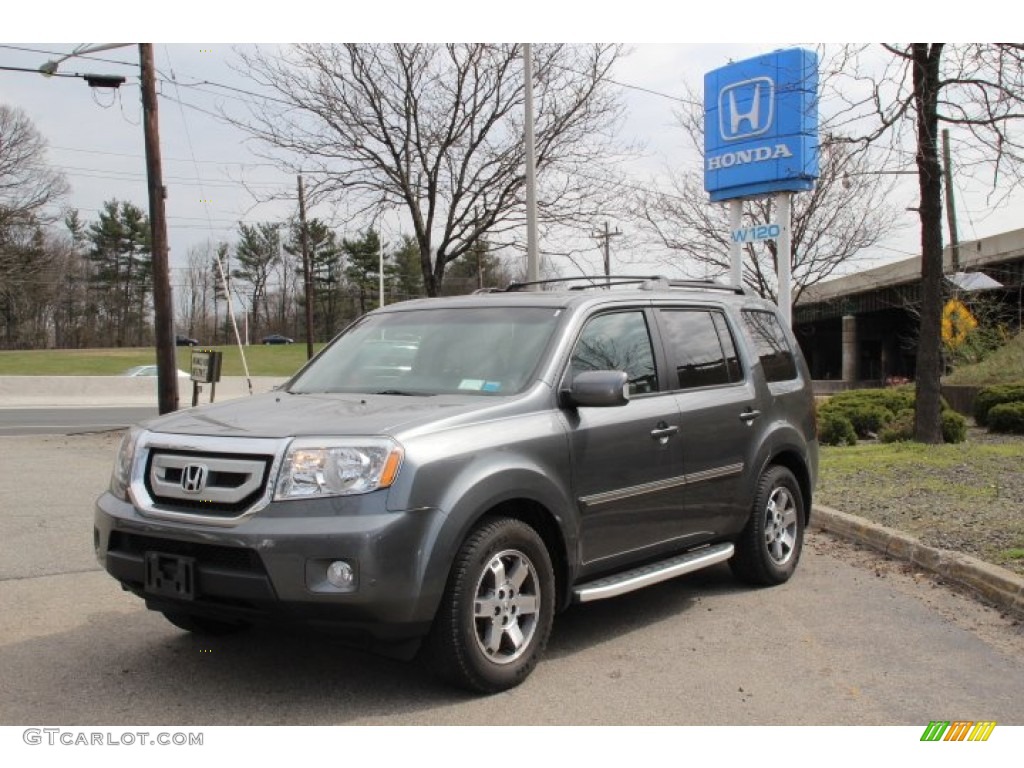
[{"left": 144, "top": 552, "right": 196, "bottom": 600}]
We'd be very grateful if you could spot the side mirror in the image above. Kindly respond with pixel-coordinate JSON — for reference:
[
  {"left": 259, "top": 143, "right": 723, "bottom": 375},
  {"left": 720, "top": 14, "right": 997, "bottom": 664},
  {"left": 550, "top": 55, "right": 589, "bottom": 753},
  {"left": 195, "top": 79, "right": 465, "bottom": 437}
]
[{"left": 561, "top": 370, "right": 631, "bottom": 408}]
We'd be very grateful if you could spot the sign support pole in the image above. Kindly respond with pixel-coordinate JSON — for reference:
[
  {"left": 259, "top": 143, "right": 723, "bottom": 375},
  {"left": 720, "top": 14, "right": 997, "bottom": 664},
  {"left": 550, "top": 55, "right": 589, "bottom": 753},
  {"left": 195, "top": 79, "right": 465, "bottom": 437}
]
[
  {"left": 729, "top": 200, "right": 743, "bottom": 288},
  {"left": 776, "top": 192, "right": 793, "bottom": 326}
]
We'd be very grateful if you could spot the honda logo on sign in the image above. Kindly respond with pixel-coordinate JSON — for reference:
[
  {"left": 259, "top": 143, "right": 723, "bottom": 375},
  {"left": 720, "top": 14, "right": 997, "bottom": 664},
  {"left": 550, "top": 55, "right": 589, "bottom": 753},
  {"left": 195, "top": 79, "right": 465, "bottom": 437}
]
[
  {"left": 719, "top": 77, "right": 774, "bottom": 141},
  {"left": 181, "top": 464, "right": 208, "bottom": 494}
]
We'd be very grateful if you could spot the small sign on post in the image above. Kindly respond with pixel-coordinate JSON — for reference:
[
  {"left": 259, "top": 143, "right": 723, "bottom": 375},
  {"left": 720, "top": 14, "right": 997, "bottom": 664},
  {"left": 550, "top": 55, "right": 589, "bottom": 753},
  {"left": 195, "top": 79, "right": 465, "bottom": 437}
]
[
  {"left": 730, "top": 223, "right": 780, "bottom": 244},
  {"left": 190, "top": 349, "right": 223, "bottom": 407}
]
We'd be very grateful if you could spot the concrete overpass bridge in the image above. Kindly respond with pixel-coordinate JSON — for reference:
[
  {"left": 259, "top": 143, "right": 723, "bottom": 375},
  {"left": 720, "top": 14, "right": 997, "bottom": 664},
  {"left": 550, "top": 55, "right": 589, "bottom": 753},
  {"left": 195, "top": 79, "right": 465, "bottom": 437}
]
[{"left": 793, "top": 228, "right": 1024, "bottom": 389}]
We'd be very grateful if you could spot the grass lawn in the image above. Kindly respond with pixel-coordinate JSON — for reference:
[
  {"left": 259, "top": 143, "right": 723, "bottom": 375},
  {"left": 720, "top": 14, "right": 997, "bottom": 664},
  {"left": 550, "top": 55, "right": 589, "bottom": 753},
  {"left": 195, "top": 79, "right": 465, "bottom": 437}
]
[
  {"left": 817, "top": 434, "right": 1024, "bottom": 574},
  {"left": 943, "top": 330, "right": 1024, "bottom": 386},
  {"left": 0, "top": 344, "right": 326, "bottom": 378}
]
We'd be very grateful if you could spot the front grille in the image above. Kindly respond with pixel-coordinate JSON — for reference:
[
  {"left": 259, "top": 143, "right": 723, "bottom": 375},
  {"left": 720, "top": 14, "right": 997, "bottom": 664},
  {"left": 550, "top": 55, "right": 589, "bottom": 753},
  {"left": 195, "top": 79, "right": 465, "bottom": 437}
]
[
  {"left": 109, "top": 532, "right": 266, "bottom": 573},
  {"left": 144, "top": 449, "right": 273, "bottom": 516}
]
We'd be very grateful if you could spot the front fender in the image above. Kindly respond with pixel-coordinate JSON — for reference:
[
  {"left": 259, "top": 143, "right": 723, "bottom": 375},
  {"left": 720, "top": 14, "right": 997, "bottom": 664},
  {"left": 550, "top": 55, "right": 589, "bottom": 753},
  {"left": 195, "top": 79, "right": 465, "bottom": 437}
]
[{"left": 387, "top": 412, "right": 576, "bottom": 623}]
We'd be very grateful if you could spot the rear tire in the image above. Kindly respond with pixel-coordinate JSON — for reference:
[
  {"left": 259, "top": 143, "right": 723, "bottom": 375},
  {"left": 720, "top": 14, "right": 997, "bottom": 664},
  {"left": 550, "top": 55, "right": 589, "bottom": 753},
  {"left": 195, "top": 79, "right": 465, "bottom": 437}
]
[
  {"left": 730, "top": 465, "right": 805, "bottom": 586},
  {"left": 422, "top": 517, "right": 555, "bottom": 693},
  {"left": 161, "top": 611, "right": 250, "bottom": 636}
]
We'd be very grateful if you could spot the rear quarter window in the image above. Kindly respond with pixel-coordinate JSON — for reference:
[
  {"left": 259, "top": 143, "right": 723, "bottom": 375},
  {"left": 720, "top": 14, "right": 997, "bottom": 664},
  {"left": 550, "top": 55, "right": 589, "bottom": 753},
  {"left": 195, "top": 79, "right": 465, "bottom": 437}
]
[{"left": 741, "top": 309, "right": 798, "bottom": 383}]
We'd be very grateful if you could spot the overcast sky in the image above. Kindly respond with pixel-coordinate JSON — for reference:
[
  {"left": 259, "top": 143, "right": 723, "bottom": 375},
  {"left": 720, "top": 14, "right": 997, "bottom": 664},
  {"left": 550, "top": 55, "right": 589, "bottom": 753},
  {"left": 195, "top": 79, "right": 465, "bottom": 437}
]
[{"left": 3, "top": 10, "right": 1021, "bottom": 287}]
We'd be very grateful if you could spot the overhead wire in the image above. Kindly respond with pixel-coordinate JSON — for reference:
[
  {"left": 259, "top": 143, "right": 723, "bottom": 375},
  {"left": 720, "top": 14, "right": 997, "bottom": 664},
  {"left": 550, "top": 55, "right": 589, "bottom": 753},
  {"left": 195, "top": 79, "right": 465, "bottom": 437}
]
[
  {"left": 162, "top": 44, "right": 253, "bottom": 387},
  {"left": 0, "top": 44, "right": 140, "bottom": 68}
]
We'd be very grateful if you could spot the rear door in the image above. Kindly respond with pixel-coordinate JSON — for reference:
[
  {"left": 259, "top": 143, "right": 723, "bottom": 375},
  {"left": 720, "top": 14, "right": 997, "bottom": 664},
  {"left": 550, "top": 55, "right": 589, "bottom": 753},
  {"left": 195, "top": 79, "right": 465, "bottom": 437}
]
[{"left": 655, "top": 307, "right": 762, "bottom": 538}]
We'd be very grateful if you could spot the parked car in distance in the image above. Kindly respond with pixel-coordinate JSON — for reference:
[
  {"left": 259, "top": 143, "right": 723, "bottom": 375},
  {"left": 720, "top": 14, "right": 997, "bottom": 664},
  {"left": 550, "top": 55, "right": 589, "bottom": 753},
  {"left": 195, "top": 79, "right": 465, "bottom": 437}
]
[
  {"left": 175, "top": 335, "right": 199, "bottom": 347},
  {"left": 96, "top": 276, "right": 818, "bottom": 693},
  {"left": 262, "top": 334, "right": 294, "bottom": 345},
  {"left": 121, "top": 365, "right": 190, "bottom": 378}
]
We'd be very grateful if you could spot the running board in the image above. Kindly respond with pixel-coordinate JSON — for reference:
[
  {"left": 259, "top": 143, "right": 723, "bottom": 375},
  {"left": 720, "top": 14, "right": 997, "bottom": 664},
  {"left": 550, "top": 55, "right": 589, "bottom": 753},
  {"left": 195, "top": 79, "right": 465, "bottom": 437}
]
[{"left": 573, "top": 543, "right": 735, "bottom": 603}]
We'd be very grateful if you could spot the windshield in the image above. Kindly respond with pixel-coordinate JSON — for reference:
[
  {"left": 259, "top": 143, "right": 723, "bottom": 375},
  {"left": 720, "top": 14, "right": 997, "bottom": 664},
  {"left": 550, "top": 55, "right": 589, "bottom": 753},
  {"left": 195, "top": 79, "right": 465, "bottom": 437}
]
[{"left": 289, "top": 306, "right": 562, "bottom": 396}]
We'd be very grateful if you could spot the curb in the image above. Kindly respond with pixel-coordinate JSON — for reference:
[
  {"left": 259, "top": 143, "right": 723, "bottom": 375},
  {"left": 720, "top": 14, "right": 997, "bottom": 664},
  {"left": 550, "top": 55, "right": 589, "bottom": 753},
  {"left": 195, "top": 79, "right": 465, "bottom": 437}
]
[{"left": 812, "top": 504, "right": 1024, "bottom": 619}]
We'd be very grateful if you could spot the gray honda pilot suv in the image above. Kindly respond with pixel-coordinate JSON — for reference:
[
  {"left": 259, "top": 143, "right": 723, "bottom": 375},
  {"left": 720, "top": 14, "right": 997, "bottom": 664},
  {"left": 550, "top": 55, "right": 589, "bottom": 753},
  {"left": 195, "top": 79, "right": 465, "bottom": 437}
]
[{"left": 95, "top": 277, "right": 818, "bottom": 693}]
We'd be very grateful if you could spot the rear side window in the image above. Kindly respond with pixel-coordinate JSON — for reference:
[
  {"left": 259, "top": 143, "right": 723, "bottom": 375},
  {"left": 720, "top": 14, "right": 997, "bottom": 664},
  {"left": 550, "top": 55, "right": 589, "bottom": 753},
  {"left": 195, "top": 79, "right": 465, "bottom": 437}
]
[
  {"left": 570, "top": 311, "right": 658, "bottom": 395},
  {"left": 742, "top": 310, "right": 798, "bottom": 382},
  {"left": 658, "top": 309, "right": 741, "bottom": 390}
]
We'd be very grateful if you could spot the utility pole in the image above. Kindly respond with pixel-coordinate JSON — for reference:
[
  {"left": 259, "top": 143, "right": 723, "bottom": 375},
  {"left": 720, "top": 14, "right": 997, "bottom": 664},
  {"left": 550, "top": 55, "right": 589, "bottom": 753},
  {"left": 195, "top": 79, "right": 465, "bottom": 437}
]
[
  {"left": 942, "top": 128, "right": 961, "bottom": 272},
  {"left": 523, "top": 44, "right": 540, "bottom": 286},
  {"left": 297, "top": 175, "right": 315, "bottom": 360},
  {"left": 140, "top": 43, "right": 177, "bottom": 414},
  {"left": 593, "top": 221, "right": 622, "bottom": 279}
]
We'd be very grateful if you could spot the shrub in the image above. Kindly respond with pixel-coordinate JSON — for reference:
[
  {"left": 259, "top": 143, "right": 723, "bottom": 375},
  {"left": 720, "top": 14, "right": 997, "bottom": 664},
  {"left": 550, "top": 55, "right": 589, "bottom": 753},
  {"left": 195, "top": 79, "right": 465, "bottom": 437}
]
[
  {"left": 973, "top": 384, "right": 1024, "bottom": 426},
  {"left": 941, "top": 411, "right": 968, "bottom": 443},
  {"left": 818, "top": 412, "right": 856, "bottom": 446},
  {"left": 879, "top": 410, "right": 915, "bottom": 443},
  {"left": 823, "top": 387, "right": 913, "bottom": 415},
  {"left": 842, "top": 403, "right": 894, "bottom": 438},
  {"left": 987, "top": 402, "right": 1024, "bottom": 434},
  {"left": 880, "top": 409, "right": 968, "bottom": 443}
]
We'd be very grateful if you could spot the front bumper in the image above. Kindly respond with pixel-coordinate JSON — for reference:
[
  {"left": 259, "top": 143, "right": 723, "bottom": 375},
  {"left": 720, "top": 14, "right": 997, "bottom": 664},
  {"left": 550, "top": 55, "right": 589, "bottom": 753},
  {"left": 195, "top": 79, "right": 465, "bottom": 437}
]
[{"left": 94, "top": 491, "right": 448, "bottom": 641}]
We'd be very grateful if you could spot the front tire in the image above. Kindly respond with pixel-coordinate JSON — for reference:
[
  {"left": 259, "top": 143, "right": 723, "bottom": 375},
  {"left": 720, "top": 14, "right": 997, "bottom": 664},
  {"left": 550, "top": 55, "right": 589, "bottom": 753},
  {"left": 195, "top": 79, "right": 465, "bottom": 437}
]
[
  {"left": 423, "top": 517, "right": 555, "bottom": 693},
  {"left": 730, "top": 465, "right": 805, "bottom": 586}
]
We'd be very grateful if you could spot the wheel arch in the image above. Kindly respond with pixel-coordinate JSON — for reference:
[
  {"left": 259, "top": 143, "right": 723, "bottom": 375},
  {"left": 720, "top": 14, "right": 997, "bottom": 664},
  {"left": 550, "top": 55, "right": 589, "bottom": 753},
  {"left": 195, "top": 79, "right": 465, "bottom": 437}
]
[
  {"left": 476, "top": 498, "right": 572, "bottom": 613},
  {"left": 764, "top": 449, "right": 812, "bottom": 525}
]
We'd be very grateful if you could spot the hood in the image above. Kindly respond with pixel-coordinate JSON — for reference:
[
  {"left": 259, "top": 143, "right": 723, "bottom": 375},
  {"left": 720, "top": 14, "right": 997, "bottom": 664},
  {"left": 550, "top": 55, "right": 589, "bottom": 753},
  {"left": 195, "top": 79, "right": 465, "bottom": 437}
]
[{"left": 141, "top": 391, "right": 503, "bottom": 439}]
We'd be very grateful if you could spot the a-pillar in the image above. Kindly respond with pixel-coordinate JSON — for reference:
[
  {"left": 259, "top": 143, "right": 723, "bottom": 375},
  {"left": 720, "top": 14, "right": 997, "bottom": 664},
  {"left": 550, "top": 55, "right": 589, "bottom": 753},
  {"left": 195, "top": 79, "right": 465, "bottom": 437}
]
[{"left": 842, "top": 315, "right": 858, "bottom": 384}]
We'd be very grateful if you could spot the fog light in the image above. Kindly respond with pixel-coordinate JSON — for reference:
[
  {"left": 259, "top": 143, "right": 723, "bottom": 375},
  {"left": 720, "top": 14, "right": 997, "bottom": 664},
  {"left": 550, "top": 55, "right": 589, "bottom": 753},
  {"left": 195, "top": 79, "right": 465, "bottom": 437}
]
[{"left": 326, "top": 560, "right": 355, "bottom": 589}]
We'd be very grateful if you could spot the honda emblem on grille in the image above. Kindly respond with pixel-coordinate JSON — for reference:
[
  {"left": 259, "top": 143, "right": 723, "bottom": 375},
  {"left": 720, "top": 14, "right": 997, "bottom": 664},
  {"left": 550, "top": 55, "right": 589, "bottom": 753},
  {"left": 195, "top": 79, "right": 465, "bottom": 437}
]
[{"left": 181, "top": 464, "right": 208, "bottom": 494}]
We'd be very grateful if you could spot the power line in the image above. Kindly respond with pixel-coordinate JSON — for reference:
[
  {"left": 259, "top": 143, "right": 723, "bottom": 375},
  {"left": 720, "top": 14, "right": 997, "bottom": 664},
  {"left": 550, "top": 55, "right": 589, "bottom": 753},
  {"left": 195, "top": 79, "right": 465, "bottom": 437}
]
[
  {"left": 0, "top": 44, "right": 139, "bottom": 68},
  {"left": 49, "top": 144, "right": 280, "bottom": 168},
  {"left": 59, "top": 165, "right": 288, "bottom": 189}
]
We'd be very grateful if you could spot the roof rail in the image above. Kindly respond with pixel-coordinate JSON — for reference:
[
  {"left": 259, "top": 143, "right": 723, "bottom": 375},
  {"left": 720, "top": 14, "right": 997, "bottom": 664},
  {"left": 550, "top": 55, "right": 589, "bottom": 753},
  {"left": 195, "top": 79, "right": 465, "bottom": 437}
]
[
  {"left": 666, "top": 279, "right": 746, "bottom": 295},
  {"left": 501, "top": 275, "right": 746, "bottom": 294},
  {"left": 504, "top": 275, "right": 668, "bottom": 292}
]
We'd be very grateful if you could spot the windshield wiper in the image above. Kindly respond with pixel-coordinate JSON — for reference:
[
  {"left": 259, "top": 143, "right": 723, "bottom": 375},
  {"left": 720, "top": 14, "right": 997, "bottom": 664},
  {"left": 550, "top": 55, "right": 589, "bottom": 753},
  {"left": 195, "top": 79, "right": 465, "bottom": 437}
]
[{"left": 373, "top": 389, "right": 429, "bottom": 396}]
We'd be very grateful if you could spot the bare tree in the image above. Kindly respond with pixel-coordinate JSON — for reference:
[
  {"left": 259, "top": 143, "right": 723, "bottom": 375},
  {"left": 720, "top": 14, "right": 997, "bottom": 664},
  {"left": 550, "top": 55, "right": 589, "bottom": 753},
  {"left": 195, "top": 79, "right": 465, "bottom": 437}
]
[
  {"left": 827, "top": 44, "right": 1024, "bottom": 442},
  {"left": 177, "top": 245, "right": 215, "bottom": 340},
  {"left": 0, "top": 105, "right": 69, "bottom": 347},
  {"left": 0, "top": 105, "right": 68, "bottom": 231},
  {"left": 630, "top": 79, "right": 904, "bottom": 305},
  {"left": 231, "top": 44, "right": 630, "bottom": 296}
]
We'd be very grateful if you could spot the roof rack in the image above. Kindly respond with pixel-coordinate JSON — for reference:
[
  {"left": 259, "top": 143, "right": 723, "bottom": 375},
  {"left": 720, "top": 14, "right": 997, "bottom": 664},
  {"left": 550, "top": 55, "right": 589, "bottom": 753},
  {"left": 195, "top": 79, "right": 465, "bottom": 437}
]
[
  {"left": 504, "top": 275, "right": 667, "bottom": 292},
  {"left": 502, "top": 275, "right": 746, "bottom": 295},
  {"left": 665, "top": 279, "right": 746, "bottom": 295}
]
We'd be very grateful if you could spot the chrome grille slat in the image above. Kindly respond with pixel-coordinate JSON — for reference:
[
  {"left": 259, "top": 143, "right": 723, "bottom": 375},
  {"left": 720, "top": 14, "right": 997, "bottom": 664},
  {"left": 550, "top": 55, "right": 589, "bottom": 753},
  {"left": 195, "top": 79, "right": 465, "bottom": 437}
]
[
  {"left": 149, "top": 453, "right": 268, "bottom": 506},
  {"left": 129, "top": 433, "right": 292, "bottom": 528}
]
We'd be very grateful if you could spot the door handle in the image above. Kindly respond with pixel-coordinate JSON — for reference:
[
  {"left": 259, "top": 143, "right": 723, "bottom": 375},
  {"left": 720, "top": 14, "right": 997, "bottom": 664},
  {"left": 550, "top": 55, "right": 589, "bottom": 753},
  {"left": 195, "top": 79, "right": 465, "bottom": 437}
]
[
  {"left": 650, "top": 424, "right": 679, "bottom": 441},
  {"left": 739, "top": 409, "right": 761, "bottom": 423}
]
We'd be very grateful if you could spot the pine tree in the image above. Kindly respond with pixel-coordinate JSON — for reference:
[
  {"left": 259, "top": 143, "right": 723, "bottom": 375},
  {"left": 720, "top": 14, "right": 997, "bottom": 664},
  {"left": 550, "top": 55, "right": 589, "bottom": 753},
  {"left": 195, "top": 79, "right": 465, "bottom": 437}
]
[
  {"left": 232, "top": 222, "right": 281, "bottom": 337},
  {"left": 285, "top": 217, "right": 342, "bottom": 339},
  {"left": 86, "top": 200, "right": 152, "bottom": 347}
]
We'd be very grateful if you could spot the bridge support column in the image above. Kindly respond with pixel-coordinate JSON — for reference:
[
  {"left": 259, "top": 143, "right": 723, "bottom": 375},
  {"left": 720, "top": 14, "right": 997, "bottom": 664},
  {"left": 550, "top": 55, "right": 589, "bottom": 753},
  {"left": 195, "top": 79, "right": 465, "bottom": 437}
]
[{"left": 842, "top": 315, "right": 858, "bottom": 384}]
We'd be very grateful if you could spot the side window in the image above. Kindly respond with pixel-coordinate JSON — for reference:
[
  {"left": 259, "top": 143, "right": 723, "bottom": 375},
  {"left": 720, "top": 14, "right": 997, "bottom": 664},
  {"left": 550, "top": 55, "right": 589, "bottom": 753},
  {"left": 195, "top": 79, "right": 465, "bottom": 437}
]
[
  {"left": 742, "top": 309, "right": 798, "bottom": 382},
  {"left": 658, "top": 309, "right": 738, "bottom": 390},
  {"left": 711, "top": 312, "right": 742, "bottom": 382},
  {"left": 570, "top": 311, "right": 658, "bottom": 395}
]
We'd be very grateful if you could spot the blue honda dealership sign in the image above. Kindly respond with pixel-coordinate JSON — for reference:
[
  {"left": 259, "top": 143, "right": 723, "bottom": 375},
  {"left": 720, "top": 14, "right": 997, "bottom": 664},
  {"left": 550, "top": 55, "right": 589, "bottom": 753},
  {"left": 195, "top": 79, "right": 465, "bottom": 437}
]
[{"left": 704, "top": 49, "right": 819, "bottom": 202}]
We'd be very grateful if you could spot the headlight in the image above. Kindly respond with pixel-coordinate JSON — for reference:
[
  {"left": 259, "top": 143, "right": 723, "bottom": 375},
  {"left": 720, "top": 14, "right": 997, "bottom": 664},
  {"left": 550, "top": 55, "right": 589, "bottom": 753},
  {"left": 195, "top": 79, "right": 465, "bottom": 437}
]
[
  {"left": 109, "top": 426, "right": 143, "bottom": 501},
  {"left": 275, "top": 437, "right": 403, "bottom": 500}
]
